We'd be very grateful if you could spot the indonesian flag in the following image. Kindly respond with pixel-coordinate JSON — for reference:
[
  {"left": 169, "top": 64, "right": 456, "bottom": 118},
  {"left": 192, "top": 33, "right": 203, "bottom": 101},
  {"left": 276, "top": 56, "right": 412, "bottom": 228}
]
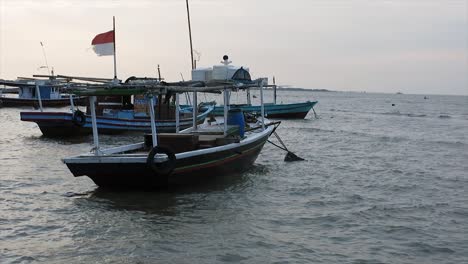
[{"left": 91, "top": 30, "right": 114, "bottom": 56}]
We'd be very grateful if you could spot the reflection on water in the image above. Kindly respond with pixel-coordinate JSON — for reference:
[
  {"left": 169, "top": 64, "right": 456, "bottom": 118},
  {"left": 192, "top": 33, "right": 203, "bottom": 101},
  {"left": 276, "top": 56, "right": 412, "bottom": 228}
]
[{"left": 78, "top": 166, "right": 267, "bottom": 215}]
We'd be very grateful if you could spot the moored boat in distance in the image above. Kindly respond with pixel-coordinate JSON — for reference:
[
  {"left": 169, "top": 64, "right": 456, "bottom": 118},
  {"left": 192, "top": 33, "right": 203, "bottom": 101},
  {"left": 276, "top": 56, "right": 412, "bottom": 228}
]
[
  {"left": 191, "top": 56, "right": 318, "bottom": 119},
  {"left": 211, "top": 101, "right": 317, "bottom": 119},
  {"left": 0, "top": 78, "right": 86, "bottom": 108}
]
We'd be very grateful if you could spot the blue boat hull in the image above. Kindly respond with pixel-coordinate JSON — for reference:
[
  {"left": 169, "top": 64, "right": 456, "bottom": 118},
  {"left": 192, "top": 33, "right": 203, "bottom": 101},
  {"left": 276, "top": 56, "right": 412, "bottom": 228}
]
[
  {"left": 211, "top": 101, "right": 317, "bottom": 119},
  {"left": 20, "top": 107, "right": 213, "bottom": 137}
]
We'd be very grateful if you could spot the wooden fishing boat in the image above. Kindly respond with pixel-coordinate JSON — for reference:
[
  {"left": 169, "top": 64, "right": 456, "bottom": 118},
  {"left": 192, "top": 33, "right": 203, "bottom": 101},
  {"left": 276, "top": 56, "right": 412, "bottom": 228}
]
[
  {"left": 62, "top": 80, "right": 278, "bottom": 189},
  {"left": 20, "top": 99, "right": 213, "bottom": 137},
  {"left": 190, "top": 56, "right": 318, "bottom": 119},
  {"left": 19, "top": 75, "right": 213, "bottom": 137},
  {"left": 0, "top": 79, "right": 86, "bottom": 108},
  {"left": 211, "top": 101, "right": 317, "bottom": 119}
]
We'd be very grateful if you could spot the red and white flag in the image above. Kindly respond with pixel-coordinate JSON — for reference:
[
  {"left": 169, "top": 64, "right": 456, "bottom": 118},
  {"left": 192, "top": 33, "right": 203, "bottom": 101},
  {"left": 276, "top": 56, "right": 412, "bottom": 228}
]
[{"left": 91, "top": 30, "right": 114, "bottom": 56}]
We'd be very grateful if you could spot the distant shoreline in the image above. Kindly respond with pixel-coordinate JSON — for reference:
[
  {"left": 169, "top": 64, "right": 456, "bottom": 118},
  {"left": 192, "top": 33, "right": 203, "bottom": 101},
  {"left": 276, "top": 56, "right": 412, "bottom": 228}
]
[
  {"left": 254, "top": 87, "right": 468, "bottom": 96},
  {"left": 250, "top": 87, "right": 333, "bottom": 92}
]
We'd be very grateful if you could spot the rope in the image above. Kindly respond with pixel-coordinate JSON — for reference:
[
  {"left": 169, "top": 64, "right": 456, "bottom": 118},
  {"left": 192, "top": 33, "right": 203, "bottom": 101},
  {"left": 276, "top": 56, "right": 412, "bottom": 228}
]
[
  {"left": 273, "top": 132, "right": 289, "bottom": 151},
  {"left": 267, "top": 139, "right": 288, "bottom": 152}
]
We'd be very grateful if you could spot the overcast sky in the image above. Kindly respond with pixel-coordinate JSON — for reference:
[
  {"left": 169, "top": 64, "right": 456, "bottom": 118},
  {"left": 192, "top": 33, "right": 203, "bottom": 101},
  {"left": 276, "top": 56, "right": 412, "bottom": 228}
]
[{"left": 1, "top": 0, "right": 467, "bottom": 95}]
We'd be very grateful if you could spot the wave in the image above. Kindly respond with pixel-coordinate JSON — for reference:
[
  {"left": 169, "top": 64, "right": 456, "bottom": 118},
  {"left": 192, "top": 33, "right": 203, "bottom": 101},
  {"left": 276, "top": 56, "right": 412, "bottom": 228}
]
[
  {"left": 298, "top": 127, "right": 468, "bottom": 147},
  {"left": 328, "top": 109, "right": 456, "bottom": 119},
  {"left": 403, "top": 242, "right": 455, "bottom": 254},
  {"left": 381, "top": 111, "right": 427, "bottom": 118}
]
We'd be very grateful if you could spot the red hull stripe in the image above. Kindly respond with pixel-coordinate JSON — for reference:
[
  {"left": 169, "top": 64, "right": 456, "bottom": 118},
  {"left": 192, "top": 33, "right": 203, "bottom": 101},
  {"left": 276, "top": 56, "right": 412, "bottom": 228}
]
[{"left": 91, "top": 30, "right": 114, "bottom": 45}]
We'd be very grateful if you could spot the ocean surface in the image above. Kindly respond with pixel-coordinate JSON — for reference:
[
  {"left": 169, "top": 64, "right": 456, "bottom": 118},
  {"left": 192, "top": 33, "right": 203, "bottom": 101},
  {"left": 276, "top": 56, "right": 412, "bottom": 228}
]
[{"left": 1, "top": 91, "right": 467, "bottom": 263}]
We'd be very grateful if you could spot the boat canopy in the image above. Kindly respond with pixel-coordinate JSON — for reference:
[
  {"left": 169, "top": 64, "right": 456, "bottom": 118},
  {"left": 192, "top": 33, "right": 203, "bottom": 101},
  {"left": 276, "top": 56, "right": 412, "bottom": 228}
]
[
  {"left": 231, "top": 67, "right": 251, "bottom": 82},
  {"left": 63, "top": 79, "right": 271, "bottom": 97}
]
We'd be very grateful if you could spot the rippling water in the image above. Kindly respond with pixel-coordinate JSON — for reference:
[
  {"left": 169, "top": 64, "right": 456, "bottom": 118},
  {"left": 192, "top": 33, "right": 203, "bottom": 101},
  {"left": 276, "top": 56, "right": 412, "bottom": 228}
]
[{"left": 1, "top": 91, "right": 467, "bottom": 263}]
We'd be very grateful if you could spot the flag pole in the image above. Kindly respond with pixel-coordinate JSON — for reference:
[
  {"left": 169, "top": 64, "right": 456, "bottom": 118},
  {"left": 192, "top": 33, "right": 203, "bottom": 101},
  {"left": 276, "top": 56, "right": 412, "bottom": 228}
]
[{"left": 113, "top": 16, "right": 117, "bottom": 81}]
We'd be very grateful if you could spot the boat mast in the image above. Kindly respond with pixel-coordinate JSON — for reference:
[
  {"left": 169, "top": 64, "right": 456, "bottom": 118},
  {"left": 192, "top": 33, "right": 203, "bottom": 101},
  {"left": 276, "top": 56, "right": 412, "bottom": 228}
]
[
  {"left": 186, "top": 0, "right": 195, "bottom": 70},
  {"left": 185, "top": 0, "right": 198, "bottom": 130}
]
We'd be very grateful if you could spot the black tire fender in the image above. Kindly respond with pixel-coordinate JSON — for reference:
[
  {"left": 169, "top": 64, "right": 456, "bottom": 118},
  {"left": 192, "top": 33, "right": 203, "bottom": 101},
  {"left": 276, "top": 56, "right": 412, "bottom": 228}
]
[
  {"left": 72, "top": 110, "right": 86, "bottom": 127},
  {"left": 146, "top": 146, "right": 176, "bottom": 176}
]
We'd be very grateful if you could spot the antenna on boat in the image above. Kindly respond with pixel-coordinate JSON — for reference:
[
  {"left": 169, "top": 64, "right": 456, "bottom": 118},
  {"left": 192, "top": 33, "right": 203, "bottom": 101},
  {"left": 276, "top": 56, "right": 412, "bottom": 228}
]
[
  {"left": 193, "top": 49, "right": 201, "bottom": 69},
  {"left": 273, "top": 76, "right": 277, "bottom": 105},
  {"left": 39, "top": 41, "right": 51, "bottom": 75}
]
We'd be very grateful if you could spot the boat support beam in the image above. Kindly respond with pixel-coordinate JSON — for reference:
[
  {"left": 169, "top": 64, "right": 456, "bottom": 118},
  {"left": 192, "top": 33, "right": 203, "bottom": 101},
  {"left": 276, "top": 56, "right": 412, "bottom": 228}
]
[
  {"left": 149, "top": 95, "right": 158, "bottom": 147},
  {"left": 35, "top": 84, "right": 43, "bottom": 112},
  {"left": 89, "top": 96, "right": 101, "bottom": 155},
  {"left": 175, "top": 93, "right": 180, "bottom": 133},
  {"left": 260, "top": 82, "right": 265, "bottom": 130}
]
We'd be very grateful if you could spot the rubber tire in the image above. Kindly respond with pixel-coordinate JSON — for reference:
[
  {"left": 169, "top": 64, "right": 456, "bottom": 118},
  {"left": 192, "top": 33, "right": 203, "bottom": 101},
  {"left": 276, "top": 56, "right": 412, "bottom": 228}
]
[
  {"left": 72, "top": 110, "right": 86, "bottom": 127},
  {"left": 146, "top": 146, "right": 176, "bottom": 176}
]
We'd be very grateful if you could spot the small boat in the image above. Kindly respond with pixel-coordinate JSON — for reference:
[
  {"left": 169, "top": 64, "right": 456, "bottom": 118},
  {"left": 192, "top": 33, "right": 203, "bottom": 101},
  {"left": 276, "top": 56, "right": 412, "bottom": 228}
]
[
  {"left": 20, "top": 104, "right": 213, "bottom": 136},
  {"left": 63, "top": 80, "right": 278, "bottom": 189},
  {"left": 191, "top": 56, "right": 318, "bottom": 119},
  {"left": 20, "top": 76, "right": 213, "bottom": 137},
  {"left": 0, "top": 79, "right": 86, "bottom": 108},
  {"left": 211, "top": 101, "right": 317, "bottom": 119}
]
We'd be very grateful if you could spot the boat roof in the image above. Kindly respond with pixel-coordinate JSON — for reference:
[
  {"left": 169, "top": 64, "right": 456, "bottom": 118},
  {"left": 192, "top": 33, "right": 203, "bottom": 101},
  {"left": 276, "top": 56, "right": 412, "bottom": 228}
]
[
  {"left": 63, "top": 79, "right": 270, "bottom": 96},
  {"left": 1, "top": 76, "right": 272, "bottom": 96}
]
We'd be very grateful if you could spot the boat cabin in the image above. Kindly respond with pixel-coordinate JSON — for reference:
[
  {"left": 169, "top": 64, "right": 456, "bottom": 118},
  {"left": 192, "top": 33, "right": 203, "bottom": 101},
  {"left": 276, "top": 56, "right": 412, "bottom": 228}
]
[
  {"left": 85, "top": 93, "right": 183, "bottom": 120},
  {"left": 18, "top": 81, "right": 61, "bottom": 100}
]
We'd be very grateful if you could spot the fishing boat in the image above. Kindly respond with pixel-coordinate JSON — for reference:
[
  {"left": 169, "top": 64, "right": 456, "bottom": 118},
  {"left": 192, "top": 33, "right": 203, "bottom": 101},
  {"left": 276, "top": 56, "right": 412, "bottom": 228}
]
[
  {"left": 20, "top": 105, "right": 212, "bottom": 136},
  {"left": 20, "top": 94, "right": 213, "bottom": 137},
  {"left": 191, "top": 56, "right": 318, "bottom": 119},
  {"left": 19, "top": 76, "right": 213, "bottom": 136},
  {"left": 62, "top": 80, "right": 281, "bottom": 189},
  {"left": 0, "top": 78, "right": 86, "bottom": 108},
  {"left": 211, "top": 101, "right": 317, "bottom": 119}
]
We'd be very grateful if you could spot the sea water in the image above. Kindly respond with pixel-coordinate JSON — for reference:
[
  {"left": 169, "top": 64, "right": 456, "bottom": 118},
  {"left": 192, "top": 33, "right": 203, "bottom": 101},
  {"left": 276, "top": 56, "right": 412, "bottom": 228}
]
[{"left": 0, "top": 91, "right": 467, "bottom": 263}]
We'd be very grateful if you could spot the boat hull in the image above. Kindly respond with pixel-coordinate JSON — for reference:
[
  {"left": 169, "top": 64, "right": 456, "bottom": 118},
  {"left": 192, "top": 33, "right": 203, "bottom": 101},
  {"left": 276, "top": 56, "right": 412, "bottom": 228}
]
[
  {"left": 211, "top": 101, "right": 317, "bottom": 119},
  {"left": 20, "top": 108, "right": 211, "bottom": 137},
  {"left": 65, "top": 131, "right": 270, "bottom": 189},
  {"left": 0, "top": 97, "right": 87, "bottom": 108}
]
